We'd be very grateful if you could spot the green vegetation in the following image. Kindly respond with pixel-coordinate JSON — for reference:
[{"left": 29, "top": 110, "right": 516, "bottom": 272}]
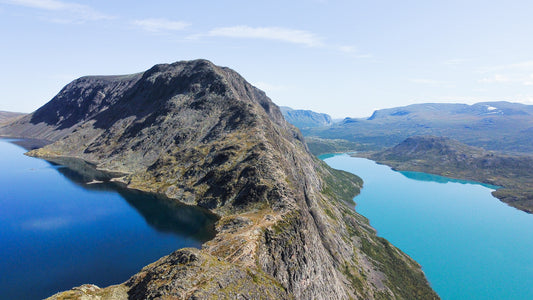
[
  {"left": 361, "top": 237, "right": 439, "bottom": 300},
  {"left": 305, "top": 136, "right": 370, "bottom": 156},
  {"left": 341, "top": 264, "right": 365, "bottom": 292},
  {"left": 315, "top": 157, "right": 438, "bottom": 299},
  {"left": 318, "top": 158, "right": 363, "bottom": 205}
]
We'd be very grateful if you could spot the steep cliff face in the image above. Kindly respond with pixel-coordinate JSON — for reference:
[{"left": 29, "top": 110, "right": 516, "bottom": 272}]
[{"left": 2, "top": 60, "right": 437, "bottom": 299}]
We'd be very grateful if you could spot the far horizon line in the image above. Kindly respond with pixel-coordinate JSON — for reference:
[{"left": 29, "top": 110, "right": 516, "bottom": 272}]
[
  {"left": 2, "top": 99, "right": 531, "bottom": 120},
  {"left": 282, "top": 99, "right": 531, "bottom": 119}
]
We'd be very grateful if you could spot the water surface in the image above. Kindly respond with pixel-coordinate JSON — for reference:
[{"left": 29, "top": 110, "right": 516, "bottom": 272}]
[
  {"left": 322, "top": 154, "right": 533, "bottom": 300},
  {"left": 0, "top": 139, "right": 217, "bottom": 300}
]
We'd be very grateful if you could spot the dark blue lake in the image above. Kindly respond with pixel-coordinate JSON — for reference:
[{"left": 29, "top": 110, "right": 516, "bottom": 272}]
[
  {"left": 0, "top": 139, "right": 217, "bottom": 300},
  {"left": 322, "top": 154, "right": 533, "bottom": 300}
]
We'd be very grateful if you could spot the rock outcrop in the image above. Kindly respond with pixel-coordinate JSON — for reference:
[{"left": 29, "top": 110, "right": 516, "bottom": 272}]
[{"left": 2, "top": 60, "right": 438, "bottom": 299}]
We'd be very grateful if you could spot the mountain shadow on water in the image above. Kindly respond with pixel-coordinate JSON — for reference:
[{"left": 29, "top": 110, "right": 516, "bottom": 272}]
[{"left": 44, "top": 154, "right": 218, "bottom": 242}]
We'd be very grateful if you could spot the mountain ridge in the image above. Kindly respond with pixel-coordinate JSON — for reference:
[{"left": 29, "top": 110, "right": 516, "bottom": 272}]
[{"left": 1, "top": 60, "right": 437, "bottom": 299}]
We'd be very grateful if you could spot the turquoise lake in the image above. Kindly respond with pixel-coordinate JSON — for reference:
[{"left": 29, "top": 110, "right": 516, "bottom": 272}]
[
  {"left": 322, "top": 154, "right": 533, "bottom": 300},
  {"left": 0, "top": 139, "right": 217, "bottom": 300}
]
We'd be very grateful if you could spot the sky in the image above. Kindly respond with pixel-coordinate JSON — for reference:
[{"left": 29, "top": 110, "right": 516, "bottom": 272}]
[{"left": 2, "top": 0, "right": 533, "bottom": 118}]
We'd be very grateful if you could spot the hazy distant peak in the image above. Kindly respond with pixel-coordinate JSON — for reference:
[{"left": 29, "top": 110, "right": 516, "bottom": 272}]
[
  {"left": 281, "top": 107, "right": 333, "bottom": 129},
  {"left": 366, "top": 101, "right": 533, "bottom": 120}
]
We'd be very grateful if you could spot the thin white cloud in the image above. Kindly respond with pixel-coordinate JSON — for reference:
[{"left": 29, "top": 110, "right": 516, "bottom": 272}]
[
  {"left": 410, "top": 78, "right": 445, "bottom": 85},
  {"left": 133, "top": 18, "right": 190, "bottom": 32},
  {"left": 500, "top": 60, "right": 533, "bottom": 70},
  {"left": 481, "top": 60, "right": 533, "bottom": 73},
  {"left": 2, "top": 0, "right": 113, "bottom": 22},
  {"left": 208, "top": 26, "right": 324, "bottom": 47},
  {"left": 515, "top": 94, "right": 533, "bottom": 104},
  {"left": 479, "top": 74, "right": 512, "bottom": 84},
  {"left": 443, "top": 58, "right": 469, "bottom": 66},
  {"left": 3, "top": 0, "right": 65, "bottom": 10},
  {"left": 335, "top": 45, "right": 372, "bottom": 58},
  {"left": 189, "top": 25, "right": 371, "bottom": 57},
  {"left": 409, "top": 78, "right": 452, "bottom": 88},
  {"left": 479, "top": 73, "right": 533, "bottom": 85},
  {"left": 479, "top": 60, "right": 533, "bottom": 86},
  {"left": 353, "top": 53, "right": 374, "bottom": 59},
  {"left": 338, "top": 45, "right": 356, "bottom": 53},
  {"left": 522, "top": 74, "right": 533, "bottom": 86}
]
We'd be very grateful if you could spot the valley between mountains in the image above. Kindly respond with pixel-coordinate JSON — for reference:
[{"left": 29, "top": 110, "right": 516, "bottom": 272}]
[{"left": 284, "top": 102, "right": 533, "bottom": 214}]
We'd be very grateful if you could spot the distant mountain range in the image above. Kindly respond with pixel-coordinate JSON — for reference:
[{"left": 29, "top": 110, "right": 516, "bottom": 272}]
[
  {"left": 280, "top": 106, "right": 333, "bottom": 128},
  {"left": 284, "top": 103, "right": 533, "bottom": 213},
  {"left": 303, "top": 101, "right": 533, "bottom": 154}
]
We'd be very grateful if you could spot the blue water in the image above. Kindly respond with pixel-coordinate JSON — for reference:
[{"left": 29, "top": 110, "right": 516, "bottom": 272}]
[
  {"left": 0, "top": 139, "right": 217, "bottom": 300},
  {"left": 322, "top": 154, "right": 533, "bottom": 300}
]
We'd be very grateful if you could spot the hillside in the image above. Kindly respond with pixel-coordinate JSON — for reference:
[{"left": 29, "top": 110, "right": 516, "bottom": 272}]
[
  {"left": 304, "top": 102, "right": 533, "bottom": 154},
  {"left": 1, "top": 60, "right": 437, "bottom": 299},
  {"left": 280, "top": 106, "right": 333, "bottom": 128},
  {"left": 304, "top": 136, "right": 362, "bottom": 156},
  {"left": 368, "top": 136, "right": 533, "bottom": 213},
  {"left": 0, "top": 111, "right": 25, "bottom": 125}
]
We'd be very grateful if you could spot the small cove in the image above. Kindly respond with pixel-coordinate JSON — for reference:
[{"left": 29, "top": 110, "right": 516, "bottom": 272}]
[
  {"left": 0, "top": 139, "right": 217, "bottom": 300},
  {"left": 322, "top": 153, "right": 533, "bottom": 300}
]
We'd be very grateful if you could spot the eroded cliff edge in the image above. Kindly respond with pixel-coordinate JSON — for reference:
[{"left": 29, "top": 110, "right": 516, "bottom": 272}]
[{"left": 1, "top": 60, "right": 438, "bottom": 299}]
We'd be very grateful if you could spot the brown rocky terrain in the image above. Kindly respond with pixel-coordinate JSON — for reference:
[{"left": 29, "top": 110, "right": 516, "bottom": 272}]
[{"left": 1, "top": 60, "right": 438, "bottom": 299}]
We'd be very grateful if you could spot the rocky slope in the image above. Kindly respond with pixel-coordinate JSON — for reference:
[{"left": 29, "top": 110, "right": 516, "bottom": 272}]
[
  {"left": 1, "top": 60, "right": 437, "bottom": 299},
  {"left": 0, "top": 111, "right": 25, "bottom": 125},
  {"left": 369, "top": 136, "right": 533, "bottom": 213}
]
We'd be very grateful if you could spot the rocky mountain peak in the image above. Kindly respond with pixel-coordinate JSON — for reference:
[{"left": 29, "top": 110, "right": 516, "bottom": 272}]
[{"left": 2, "top": 60, "right": 437, "bottom": 299}]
